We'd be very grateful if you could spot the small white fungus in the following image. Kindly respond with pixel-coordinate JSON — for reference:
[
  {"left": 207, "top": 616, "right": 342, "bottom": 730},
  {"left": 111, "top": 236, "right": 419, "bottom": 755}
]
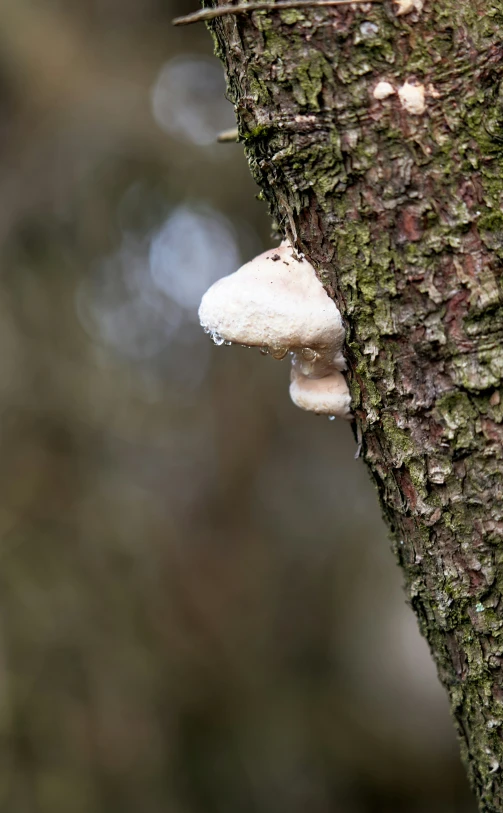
[
  {"left": 373, "top": 81, "right": 395, "bottom": 101},
  {"left": 398, "top": 81, "right": 426, "bottom": 115},
  {"left": 290, "top": 366, "right": 352, "bottom": 419},
  {"left": 394, "top": 0, "right": 423, "bottom": 15}
]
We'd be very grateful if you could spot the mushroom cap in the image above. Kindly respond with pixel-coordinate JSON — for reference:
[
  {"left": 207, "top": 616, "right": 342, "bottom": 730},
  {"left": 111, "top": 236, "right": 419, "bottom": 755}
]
[
  {"left": 289, "top": 368, "right": 352, "bottom": 418},
  {"left": 198, "top": 242, "right": 344, "bottom": 352}
]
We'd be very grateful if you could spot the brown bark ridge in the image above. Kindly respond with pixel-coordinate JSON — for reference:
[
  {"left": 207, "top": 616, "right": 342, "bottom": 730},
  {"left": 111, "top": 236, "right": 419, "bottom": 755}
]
[{"left": 204, "top": 0, "right": 503, "bottom": 809}]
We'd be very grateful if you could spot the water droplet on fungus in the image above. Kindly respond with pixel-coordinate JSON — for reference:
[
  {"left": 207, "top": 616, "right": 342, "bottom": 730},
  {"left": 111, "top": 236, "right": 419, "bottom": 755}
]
[{"left": 269, "top": 346, "right": 288, "bottom": 360}]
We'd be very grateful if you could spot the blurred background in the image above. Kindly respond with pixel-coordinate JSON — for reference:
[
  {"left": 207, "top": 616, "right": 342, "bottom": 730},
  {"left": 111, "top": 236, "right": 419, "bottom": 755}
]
[{"left": 0, "top": 1, "right": 475, "bottom": 811}]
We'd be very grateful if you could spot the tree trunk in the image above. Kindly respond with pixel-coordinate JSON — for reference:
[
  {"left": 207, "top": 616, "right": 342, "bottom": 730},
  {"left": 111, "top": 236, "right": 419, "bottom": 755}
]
[{"left": 204, "top": 1, "right": 503, "bottom": 809}]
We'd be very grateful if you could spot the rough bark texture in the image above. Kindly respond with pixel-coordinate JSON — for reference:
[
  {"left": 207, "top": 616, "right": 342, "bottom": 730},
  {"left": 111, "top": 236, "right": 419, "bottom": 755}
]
[{"left": 207, "top": 1, "right": 503, "bottom": 810}]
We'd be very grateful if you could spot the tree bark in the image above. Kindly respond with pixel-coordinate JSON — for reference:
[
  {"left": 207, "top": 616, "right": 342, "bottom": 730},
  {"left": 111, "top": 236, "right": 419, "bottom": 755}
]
[{"left": 205, "top": 1, "right": 503, "bottom": 809}]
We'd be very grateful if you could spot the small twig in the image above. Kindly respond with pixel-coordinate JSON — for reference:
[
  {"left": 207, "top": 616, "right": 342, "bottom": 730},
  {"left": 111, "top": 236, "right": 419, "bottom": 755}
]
[
  {"left": 173, "top": 0, "right": 378, "bottom": 26},
  {"left": 217, "top": 127, "right": 240, "bottom": 142}
]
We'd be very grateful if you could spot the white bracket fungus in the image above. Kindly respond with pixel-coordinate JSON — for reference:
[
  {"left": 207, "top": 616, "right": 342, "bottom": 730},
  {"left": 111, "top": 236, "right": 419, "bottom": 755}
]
[{"left": 198, "top": 241, "right": 352, "bottom": 420}]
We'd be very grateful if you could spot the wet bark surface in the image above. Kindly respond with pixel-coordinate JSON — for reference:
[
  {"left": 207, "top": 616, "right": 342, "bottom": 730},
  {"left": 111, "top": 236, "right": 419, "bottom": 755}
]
[{"left": 207, "top": 1, "right": 503, "bottom": 809}]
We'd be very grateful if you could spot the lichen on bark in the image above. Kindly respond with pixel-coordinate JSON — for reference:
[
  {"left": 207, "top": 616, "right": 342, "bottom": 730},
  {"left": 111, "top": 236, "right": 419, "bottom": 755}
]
[{"left": 206, "top": 1, "right": 503, "bottom": 809}]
